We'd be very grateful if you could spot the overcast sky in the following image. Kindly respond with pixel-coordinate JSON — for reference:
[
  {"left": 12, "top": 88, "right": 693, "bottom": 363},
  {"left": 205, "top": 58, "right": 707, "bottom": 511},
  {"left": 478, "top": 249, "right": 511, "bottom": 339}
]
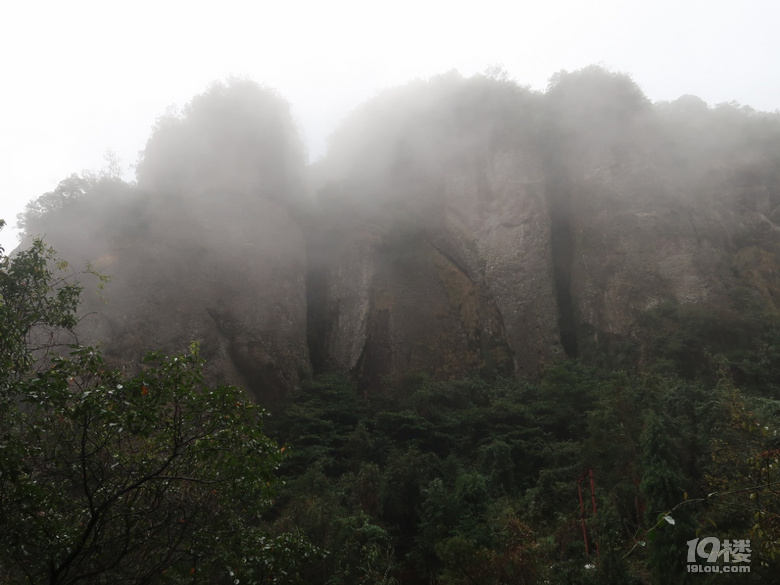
[{"left": 2, "top": 0, "right": 779, "bottom": 252}]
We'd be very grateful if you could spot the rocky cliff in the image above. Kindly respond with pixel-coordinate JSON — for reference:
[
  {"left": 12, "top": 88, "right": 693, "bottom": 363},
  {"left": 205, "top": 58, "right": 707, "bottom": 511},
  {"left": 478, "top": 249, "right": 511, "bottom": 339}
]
[
  {"left": 305, "top": 68, "right": 780, "bottom": 391},
  {"left": 306, "top": 73, "right": 560, "bottom": 382},
  {"left": 17, "top": 70, "right": 780, "bottom": 404},
  {"left": 24, "top": 81, "right": 311, "bottom": 405}
]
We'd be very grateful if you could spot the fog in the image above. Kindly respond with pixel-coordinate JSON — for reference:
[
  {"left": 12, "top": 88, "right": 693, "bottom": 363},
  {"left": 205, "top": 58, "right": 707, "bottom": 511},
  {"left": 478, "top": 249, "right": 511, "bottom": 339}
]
[
  {"left": 5, "top": 15, "right": 780, "bottom": 574},
  {"left": 3, "top": 0, "right": 780, "bottom": 252},
  {"left": 9, "top": 66, "right": 778, "bottom": 400}
]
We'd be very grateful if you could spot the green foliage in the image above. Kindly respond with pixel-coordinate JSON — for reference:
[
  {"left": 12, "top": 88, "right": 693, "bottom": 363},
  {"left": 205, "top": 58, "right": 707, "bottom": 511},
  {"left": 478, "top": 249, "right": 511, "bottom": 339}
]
[
  {"left": 136, "top": 78, "right": 305, "bottom": 200},
  {"left": 639, "top": 412, "right": 696, "bottom": 584},
  {"left": 0, "top": 237, "right": 316, "bottom": 583},
  {"left": 545, "top": 66, "right": 651, "bottom": 158},
  {"left": 15, "top": 172, "right": 146, "bottom": 251},
  {"left": 0, "top": 237, "right": 87, "bottom": 389},
  {"left": 639, "top": 298, "right": 780, "bottom": 395},
  {"left": 6, "top": 240, "right": 769, "bottom": 585},
  {"left": 325, "top": 513, "right": 398, "bottom": 585},
  {"left": 16, "top": 174, "right": 94, "bottom": 237},
  {"left": 698, "top": 364, "right": 780, "bottom": 575},
  {"left": 272, "top": 354, "right": 780, "bottom": 583},
  {"left": 9, "top": 65, "right": 780, "bottom": 584},
  {"left": 321, "top": 71, "right": 541, "bottom": 226},
  {"left": 271, "top": 367, "right": 605, "bottom": 583}
]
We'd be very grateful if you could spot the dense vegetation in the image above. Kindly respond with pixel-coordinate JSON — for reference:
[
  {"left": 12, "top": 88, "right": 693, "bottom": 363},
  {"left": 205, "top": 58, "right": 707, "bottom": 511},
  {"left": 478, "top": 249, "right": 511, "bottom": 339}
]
[
  {"left": 267, "top": 298, "right": 780, "bottom": 584},
  {"left": 0, "top": 230, "right": 316, "bottom": 584},
  {"left": 5, "top": 233, "right": 778, "bottom": 583},
  {"left": 6, "top": 70, "right": 780, "bottom": 583}
]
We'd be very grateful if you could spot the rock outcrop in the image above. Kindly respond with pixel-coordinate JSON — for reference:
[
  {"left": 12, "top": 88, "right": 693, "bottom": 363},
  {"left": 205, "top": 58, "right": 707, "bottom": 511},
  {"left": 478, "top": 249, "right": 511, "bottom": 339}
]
[
  {"left": 33, "top": 81, "right": 311, "bottom": 405},
  {"left": 306, "top": 68, "right": 780, "bottom": 390},
  {"left": 17, "top": 69, "right": 780, "bottom": 403},
  {"left": 306, "top": 74, "right": 560, "bottom": 387}
]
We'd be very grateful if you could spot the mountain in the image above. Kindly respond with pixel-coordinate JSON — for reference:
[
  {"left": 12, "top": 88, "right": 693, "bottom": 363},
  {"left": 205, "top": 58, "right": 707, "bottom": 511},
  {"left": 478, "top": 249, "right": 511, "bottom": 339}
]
[{"left": 17, "top": 68, "right": 780, "bottom": 405}]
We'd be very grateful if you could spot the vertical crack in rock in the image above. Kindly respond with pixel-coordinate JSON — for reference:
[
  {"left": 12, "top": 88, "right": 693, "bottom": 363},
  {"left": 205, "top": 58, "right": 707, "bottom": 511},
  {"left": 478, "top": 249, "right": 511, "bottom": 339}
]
[
  {"left": 546, "top": 163, "right": 579, "bottom": 358},
  {"left": 205, "top": 308, "right": 285, "bottom": 406},
  {"left": 305, "top": 258, "right": 330, "bottom": 375}
]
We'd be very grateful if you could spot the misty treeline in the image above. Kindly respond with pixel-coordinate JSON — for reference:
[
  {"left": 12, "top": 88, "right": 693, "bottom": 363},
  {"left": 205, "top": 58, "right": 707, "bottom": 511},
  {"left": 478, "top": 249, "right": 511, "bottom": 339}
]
[
  {"left": 18, "top": 67, "right": 780, "bottom": 241},
  {"left": 18, "top": 78, "right": 306, "bottom": 253},
  {"left": 0, "top": 231, "right": 317, "bottom": 584},
  {"left": 4, "top": 67, "right": 780, "bottom": 583}
]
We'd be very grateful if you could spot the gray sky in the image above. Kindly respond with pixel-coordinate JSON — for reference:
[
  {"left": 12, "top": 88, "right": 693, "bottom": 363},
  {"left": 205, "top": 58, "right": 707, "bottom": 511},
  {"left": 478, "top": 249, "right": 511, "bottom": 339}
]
[{"left": 2, "top": 0, "right": 779, "bottom": 252}]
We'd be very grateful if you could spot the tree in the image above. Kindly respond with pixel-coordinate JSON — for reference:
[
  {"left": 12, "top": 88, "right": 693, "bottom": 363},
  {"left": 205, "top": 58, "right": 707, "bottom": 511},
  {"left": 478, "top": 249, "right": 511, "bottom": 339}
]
[
  {"left": 0, "top": 234, "right": 316, "bottom": 584},
  {"left": 15, "top": 175, "right": 94, "bottom": 237},
  {"left": 0, "top": 232, "right": 85, "bottom": 390},
  {"left": 701, "top": 362, "right": 780, "bottom": 577},
  {"left": 135, "top": 79, "right": 306, "bottom": 201},
  {"left": 639, "top": 411, "right": 696, "bottom": 584}
]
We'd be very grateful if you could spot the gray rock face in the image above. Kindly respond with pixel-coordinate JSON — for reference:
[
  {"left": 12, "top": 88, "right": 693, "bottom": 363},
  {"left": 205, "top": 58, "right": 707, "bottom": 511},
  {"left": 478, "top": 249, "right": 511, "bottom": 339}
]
[
  {"left": 21, "top": 70, "right": 780, "bottom": 402},
  {"left": 306, "top": 68, "right": 780, "bottom": 389},
  {"left": 555, "top": 94, "right": 780, "bottom": 356},
  {"left": 76, "top": 192, "right": 309, "bottom": 405},
  {"left": 307, "top": 76, "right": 564, "bottom": 387},
  {"left": 46, "top": 81, "right": 313, "bottom": 405},
  {"left": 439, "top": 149, "right": 563, "bottom": 375},
  {"left": 306, "top": 209, "right": 515, "bottom": 392}
]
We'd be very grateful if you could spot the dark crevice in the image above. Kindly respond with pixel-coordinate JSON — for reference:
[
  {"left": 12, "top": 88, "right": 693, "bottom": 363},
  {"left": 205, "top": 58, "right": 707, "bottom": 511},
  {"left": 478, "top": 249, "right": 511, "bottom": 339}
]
[
  {"left": 305, "top": 252, "right": 330, "bottom": 375},
  {"left": 428, "top": 239, "right": 516, "bottom": 375},
  {"left": 546, "top": 163, "right": 579, "bottom": 358},
  {"left": 355, "top": 306, "right": 392, "bottom": 397},
  {"left": 205, "top": 308, "right": 285, "bottom": 405},
  {"left": 426, "top": 239, "right": 471, "bottom": 279}
]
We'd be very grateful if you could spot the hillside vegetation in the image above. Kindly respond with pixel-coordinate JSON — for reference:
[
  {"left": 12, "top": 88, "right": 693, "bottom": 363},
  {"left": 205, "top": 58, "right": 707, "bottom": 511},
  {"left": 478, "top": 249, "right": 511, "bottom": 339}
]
[{"left": 6, "top": 67, "right": 780, "bottom": 582}]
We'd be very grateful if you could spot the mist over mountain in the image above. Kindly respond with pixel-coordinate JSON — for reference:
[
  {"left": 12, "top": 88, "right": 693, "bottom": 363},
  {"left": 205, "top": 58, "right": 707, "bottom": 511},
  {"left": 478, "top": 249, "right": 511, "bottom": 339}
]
[{"left": 16, "top": 67, "right": 780, "bottom": 403}]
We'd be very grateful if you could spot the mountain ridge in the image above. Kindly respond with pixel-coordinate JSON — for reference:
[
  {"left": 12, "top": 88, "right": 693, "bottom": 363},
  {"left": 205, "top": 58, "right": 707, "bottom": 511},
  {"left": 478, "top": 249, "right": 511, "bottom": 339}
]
[{"left": 14, "top": 67, "right": 780, "bottom": 404}]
